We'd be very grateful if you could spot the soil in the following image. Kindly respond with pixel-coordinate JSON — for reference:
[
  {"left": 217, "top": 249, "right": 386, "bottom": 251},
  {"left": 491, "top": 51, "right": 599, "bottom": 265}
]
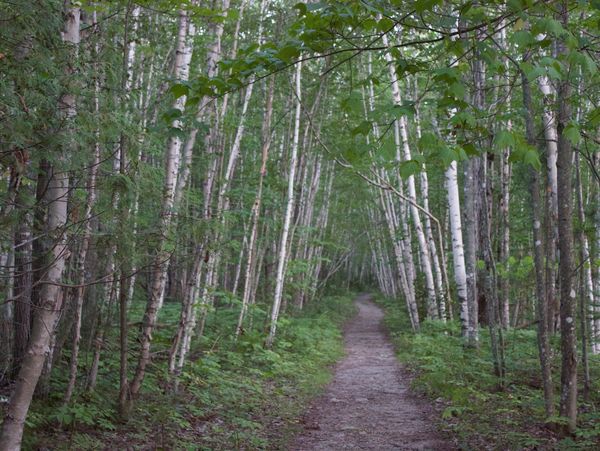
[{"left": 291, "top": 295, "right": 456, "bottom": 451}]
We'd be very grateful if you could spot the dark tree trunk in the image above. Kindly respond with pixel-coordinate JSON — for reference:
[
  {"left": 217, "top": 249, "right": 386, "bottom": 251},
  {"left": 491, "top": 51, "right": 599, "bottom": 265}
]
[{"left": 556, "top": 0, "right": 577, "bottom": 433}]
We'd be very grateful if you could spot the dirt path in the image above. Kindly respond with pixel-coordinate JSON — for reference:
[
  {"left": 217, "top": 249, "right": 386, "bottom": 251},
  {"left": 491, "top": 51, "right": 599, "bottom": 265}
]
[{"left": 292, "top": 295, "right": 454, "bottom": 450}]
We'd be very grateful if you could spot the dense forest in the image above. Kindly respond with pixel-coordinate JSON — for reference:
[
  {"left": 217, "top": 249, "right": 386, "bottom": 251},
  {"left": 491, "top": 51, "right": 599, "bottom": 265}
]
[{"left": 0, "top": 0, "right": 599, "bottom": 449}]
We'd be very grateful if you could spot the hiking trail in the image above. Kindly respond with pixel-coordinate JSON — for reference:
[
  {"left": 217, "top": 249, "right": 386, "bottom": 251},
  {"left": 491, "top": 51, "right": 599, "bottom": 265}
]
[{"left": 292, "top": 295, "right": 454, "bottom": 450}]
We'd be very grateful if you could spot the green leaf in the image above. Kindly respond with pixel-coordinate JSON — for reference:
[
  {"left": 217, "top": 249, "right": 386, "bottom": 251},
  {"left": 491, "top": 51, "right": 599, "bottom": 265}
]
[
  {"left": 185, "top": 96, "right": 200, "bottom": 108},
  {"left": 511, "top": 30, "right": 534, "bottom": 48},
  {"left": 568, "top": 51, "right": 597, "bottom": 75},
  {"left": 494, "top": 130, "right": 515, "bottom": 149},
  {"left": 294, "top": 2, "right": 307, "bottom": 15},
  {"left": 376, "top": 17, "right": 394, "bottom": 32},
  {"left": 170, "top": 83, "right": 189, "bottom": 99},
  {"left": 415, "top": 0, "right": 442, "bottom": 13},
  {"left": 448, "top": 82, "right": 465, "bottom": 99},
  {"left": 461, "top": 143, "right": 479, "bottom": 157},
  {"left": 391, "top": 102, "right": 416, "bottom": 118},
  {"left": 162, "top": 108, "right": 183, "bottom": 123},
  {"left": 509, "top": 143, "right": 541, "bottom": 170},
  {"left": 532, "top": 18, "right": 564, "bottom": 37},
  {"left": 351, "top": 120, "right": 372, "bottom": 136},
  {"left": 520, "top": 62, "right": 544, "bottom": 82},
  {"left": 563, "top": 122, "right": 581, "bottom": 145},
  {"left": 399, "top": 159, "right": 423, "bottom": 179},
  {"left": 276, "top": 45, "right": 301, "bottom": 63},
  {"left": 586, "top": 107, "right": 600, "bottom": 127},
  {"left": 167, "top": 127, "right": 187, "bottom": 139},
  {"left": 340, "top": 93, "right": 362, "bottom": 114},
  {"left": 450, "top": 111, "right": 476, "bottom": 129}
]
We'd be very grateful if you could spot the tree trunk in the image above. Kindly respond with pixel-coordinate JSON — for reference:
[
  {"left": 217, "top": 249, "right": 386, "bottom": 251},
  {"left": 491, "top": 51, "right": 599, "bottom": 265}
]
[
  {"left": 538, "top": 75, "right": 559, "bottom": 333},
  {"left": 521, "top": 63, "right": 555, "bottom": 419},
  {"left": 0, "top": 4, "right": 79, "bottom": 447},
  {"left": 382, "top": 35, "right": 438, "bottom": 319},
  {"left": 128, "top": 7, "right": 193, "bottom": 403},
  {"left": 267, "top": 59, "right": 302, "bottom": 348},
  {"left": 63, "top": 8, "right": 104, "bottom": 402},
  {"left": 556, "top": 2, "right": 577, "bottom": 433},
  {"left": 237, "top": 75, "right": 275, "bottom": 337}
]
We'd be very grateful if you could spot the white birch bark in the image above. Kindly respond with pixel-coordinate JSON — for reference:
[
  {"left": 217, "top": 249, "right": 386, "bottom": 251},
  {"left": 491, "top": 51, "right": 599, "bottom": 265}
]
[
  {"left": 129, "top": 7, "right": 194, "bottom": 399},
  {"left": 179, "top": 0, "right": 230, "bottom": 182},
  {"left": 169, "top": 0, "right": 229, "bottom": 365},
  {"left": 446, "top": 161, "right": 469, "bottom": 336},
  {"left": 437, "top": 20, "right": 470, "bottom": 338},
  {"left": 499, "top": 122, "right": 512, "bottom": 328},
  {"left": 236, "top": 75, "right": 275, "bottom": 337},
  {"left": 414, "top": 85, "right": 448, "bottom": 320},
  {"left": 538, "top": 75, "right": 559, "bottom": 331},
  {"left": 0, "top": 4, "right": 79, "bottom": 447},
  {"left": 362, "top": 56, "right": 418, "bottom": 328},
  {"left": 498, "top": 27, "right": 512, "bottom": 329},
  {"left": 188, "top": 0, "right": 267, "bottom": 349},
  {"left": 266, "top": 59, "right": 302, "bottom": 347},
  {"left": 594, "top": 154, "right": 600, "bottom": 353},
  {"left": 63, "top": 73, "right": 101, "bottom": 405},
  {"left": 307, "top": 163, "right": 334, "bottom": 302}
]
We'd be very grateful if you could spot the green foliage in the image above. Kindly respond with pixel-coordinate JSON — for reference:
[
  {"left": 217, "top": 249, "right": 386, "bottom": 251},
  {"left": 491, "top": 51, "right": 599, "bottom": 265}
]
[
  {"left": 376, "top": 296, "right": 600, "bottom": 450},
  {"left": 24, "top": 294, "right": 356, "bottom": 449}
]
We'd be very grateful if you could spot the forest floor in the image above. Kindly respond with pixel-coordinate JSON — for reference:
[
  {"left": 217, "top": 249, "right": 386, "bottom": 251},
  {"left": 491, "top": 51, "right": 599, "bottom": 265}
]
[{"left": 292, "top": 294, "right": 455, "bottom": 450}]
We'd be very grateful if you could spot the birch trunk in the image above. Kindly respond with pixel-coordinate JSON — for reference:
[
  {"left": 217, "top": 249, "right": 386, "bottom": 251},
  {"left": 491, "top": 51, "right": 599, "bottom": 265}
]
[
  {"left": 363, "top": 56, "right": 418, "bottom": 329},
  {"left": 63, "top": 74, "right": 101, "bottom": 404},
  {"left": 575, "top": 154, "right": 592, "bottom": 399},
  {"left": 237, "top": 75, "right": 275, "bottom": 337},
  {"left": 381, "top": 35, "right": 438, "bottom": 319},
  {"left": 594, "top": 150, "right": 600, "bottom": 354},
  {"left": 166, "top": 0, "right": 230, "bottom": 376},
  {"left": 498, "top": 28, "right": 512, "bottom": 329},
  {"left": 128, "top": 7, "right": 193, "bottom": 401},
  {"left": 538, "top": 74, "right": 559, "bottom": 332},
  {"left": 181, "top": 0, "right": 268, "bottom": 355},
  {"left": 463, "top": 156, "right": 480, "bottom": 346},
  {"left": 521, "top": 66, "right": 554, "bottom": 418},
  {"left": 446, "top": 161, "right": 469, "bottom": 336},
  {"left": 0, "top": 5, "right": 79, "bottom": 446},
  {"left": 414, "top": 92, "right": 448, "bottom": 320},
  {"left": 266, "top": 59, "right": 302, "bottom": 347},
  {"left": 11, "top": 206, "right": 31, "bottom": 380}
]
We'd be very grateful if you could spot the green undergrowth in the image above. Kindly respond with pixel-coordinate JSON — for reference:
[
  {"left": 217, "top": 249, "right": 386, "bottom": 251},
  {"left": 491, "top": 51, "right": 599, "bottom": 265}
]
[
  {"left": 377, "top": 296, "right": 600, "bottom": 451},
  {"left": 23, "top": 293, "right": 357, "bottom": 450}
]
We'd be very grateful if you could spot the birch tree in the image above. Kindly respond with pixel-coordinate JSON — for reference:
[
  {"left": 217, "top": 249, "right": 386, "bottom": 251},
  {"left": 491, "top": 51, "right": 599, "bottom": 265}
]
[
  {"left": 267, "top": 59, "right": 302, "bottom": 347},
  {"left": 128, "top": 7, "right": 195, "bottom": 405},
  {"left": 0, "top": 3, "right": 80, "bottom": 447}
]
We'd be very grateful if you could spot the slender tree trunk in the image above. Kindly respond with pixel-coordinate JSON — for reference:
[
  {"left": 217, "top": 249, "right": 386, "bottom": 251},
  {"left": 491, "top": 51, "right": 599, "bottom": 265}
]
[
  {"left": 237, "top": 75, "right": 275, "bottom": 337},
  {"left": 446, "top": 161, "right": 469, "bottom": 337},
  {"left": 11, "top": 188, "right": 32, "bottom": 379},
  {"left": 539, "top": 75, "right": 559, "bottom": 333},
  {"left": 556, "top": 2, "right": 577, "bottom": 432},
  {"left": 594, "top": 149, "right": 600, "bottom": 354},
  {"left": 128, "top": 7, "right": 193, "bottom": 403},
  {"left": 0, "top": 4, "right": 79, "bottom": 447},
  {"left": 575, "top": 155, "right": 591, "bottom": 401},
  {"left": 414, "top": 91, "right": 448, "bottom": 320},
  {"left": 267, "top": 60, "right": 302, "bottom": 347},
  {"left": 521, "top": 63, "right": 555, "bottom": 418},
  {"left": 63, "top": 89, "right": 101, "bottom": 405},
  {"left": 382, "top": 35, "right": 438, "bottom": 319}
]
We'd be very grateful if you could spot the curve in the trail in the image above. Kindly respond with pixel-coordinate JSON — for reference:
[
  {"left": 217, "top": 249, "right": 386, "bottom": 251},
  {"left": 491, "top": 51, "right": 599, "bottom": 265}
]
[{"left": 292, "top": 295, "right": 454, "bottom": 451}]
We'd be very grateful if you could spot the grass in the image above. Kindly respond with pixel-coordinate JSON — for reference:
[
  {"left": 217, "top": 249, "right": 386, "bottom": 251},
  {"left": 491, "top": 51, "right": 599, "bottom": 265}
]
[
  {"left": 21, "top": 292, "right": 357, "bottom": 450},
  {"left": 376, "top": 295, "right": 600, "bottom": 450}
]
